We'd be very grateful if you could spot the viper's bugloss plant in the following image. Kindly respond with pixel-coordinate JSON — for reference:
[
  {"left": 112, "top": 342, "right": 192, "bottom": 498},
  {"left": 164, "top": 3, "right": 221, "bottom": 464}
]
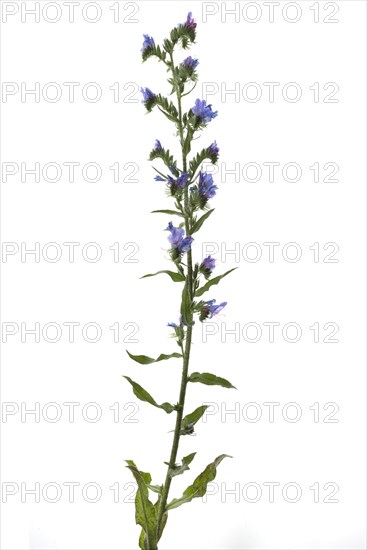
[{"left": 124, "top": 12, "right": 237, "bottom": 550}]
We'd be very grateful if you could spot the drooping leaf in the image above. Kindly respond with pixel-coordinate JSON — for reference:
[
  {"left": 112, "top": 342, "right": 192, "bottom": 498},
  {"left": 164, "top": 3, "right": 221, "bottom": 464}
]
[
  {"left": 165, "top": 452, "right": 197, "bottom": 478},
  {"left": 126, "top": 350, "right": 183, "bottom": 365},
  {"left": 166, "top": 454, "right": 232, "bottom": 511},
  {"left": 195, "top": 268, "right": 237, "bottom": 297},
  {"left": 189, "top": 372, "right": 236, "bottom": 389},
  {"left": 123, "top": 376, "right": 175, "bottom": 414},
  {"left": 151, "top": 209, "right": 184, "bottom": 217},
  {"left": 181, "top": 405, "right": 208, "bottom": 429},
  {"left": 141, "top": 270, "right": 185, "bottom": 283},
  {"left": 125, "top": 461, "right": 158, "bottom": 550}
]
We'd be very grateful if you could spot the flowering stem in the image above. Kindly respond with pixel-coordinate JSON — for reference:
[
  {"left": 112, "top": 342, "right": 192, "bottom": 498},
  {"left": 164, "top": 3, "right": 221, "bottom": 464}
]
[{"left": 156, "top": 54, "right": 194, "bottom": 536}]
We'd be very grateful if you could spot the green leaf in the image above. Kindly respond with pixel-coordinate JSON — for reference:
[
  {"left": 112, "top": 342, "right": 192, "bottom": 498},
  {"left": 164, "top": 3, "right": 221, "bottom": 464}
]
[
  {"left": 126, "top": 350, "right": 183, "bottom": 365},
  {"left": 181, "top": 405, "right": 208, "bottom": 428},
  {"left": 195, "top": 268, "right": 238, "bottom": 297},
  {"left": 166, "top": 454, "right": 232, "bottom": 511},
  {"left": 141, "top": 270, "right": 185, "bottom": 283},
  {"left": 190, "top": 209, "right": 214, "bottom": 235},
  {"left": 125, "top": 461, "right": 158, "bottom": 550},
  {"left": 180, "top": 279, "right": 193, "bottom": 326},
  {"left": 151, "top": 209, "right": 184, "bottom": 217},
  {"left": 189, "top": 372, "right": 236, "bottom": 389},
  {"left": 147, "top": 484, "right": 162, "bottom": 494},
  {"left": 123, "top": 376, "right": 175, "bottom": 414},
  {"left": 166, "top": 452, "right": 197, "bottom": 478}
]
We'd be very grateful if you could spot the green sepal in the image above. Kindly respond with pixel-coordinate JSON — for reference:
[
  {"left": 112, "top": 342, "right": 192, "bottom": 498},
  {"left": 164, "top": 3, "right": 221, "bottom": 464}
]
[
  {"left": 126, "top": 350, "right": 183, "bottom": 365},
  {"left": 190, "top": 209, "right": 214, "bottom": 235},
  {"left": 123, "top": 376, "right": 175, "bottom": 414},
  {"left": 125, "top": 461, "right": 158, "bottom": 550},
  {"left": 195, "top": 268, "right": 237, "bottom": 297},
  {"left": 141, "top": 270, "right": 185, "bottom": 283},
  {"left": 166, "top": 454, "right": 232, "bottom": 511},
  {"left": 189, "top": 372, "right": 236, "bottom": 389},
  {"left": 181, "top": 405, "right": 208, "bottom": 429}
]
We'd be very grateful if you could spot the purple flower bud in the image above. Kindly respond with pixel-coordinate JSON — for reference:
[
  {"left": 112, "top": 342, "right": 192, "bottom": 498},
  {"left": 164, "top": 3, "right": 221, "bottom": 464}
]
[
  {"left": 192, "top": 99, "right": 218, "bottom": 124},
  {"left": 154, "top": 175, "right": 166, "bottom": 182},
  {"left": 140, "top": 87, "right": 155, "bottom": 103},
  {"left": 141, "top": 34, "right": 155, "bottom": 53},
  {"left": 184, "top": 12, "right": 197, "bottom": 29},
  {"left": 154, "top": 139, "right": 163, "bottom": 151},
  {"left": 201, "top": 256, "right": 216, "bottom": 271},
  {"left": 182, "top": 56, "right": 199, "bottom": 71},
  {"left": 208, "top": 140, "right": 219, "bottom": 156}
]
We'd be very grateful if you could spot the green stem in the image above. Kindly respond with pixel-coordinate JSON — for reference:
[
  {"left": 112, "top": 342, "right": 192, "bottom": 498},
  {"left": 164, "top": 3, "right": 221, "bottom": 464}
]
[{"left": 156, "top": 51, "right": 194, "bottom": 537}]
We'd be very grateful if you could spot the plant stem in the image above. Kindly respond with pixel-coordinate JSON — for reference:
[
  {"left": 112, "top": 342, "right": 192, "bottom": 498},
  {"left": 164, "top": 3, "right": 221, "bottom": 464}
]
[{"left": 156, "top": 52, "right": 194, "bottom": 537}]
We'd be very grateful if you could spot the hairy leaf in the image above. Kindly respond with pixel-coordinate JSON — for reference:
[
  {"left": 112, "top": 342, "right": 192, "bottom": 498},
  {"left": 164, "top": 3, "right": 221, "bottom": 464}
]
[
  {"left": 181, "top": 405, "right": 208, "bottom": 428},
  {"left": 189, "top": 372, "right": 236, "bottom": 389},
  {"left": 123, "top": 376, "right": 175, "bottom": 414},
  {"left": 166, "top": 452, "right": 197, "bottom": 478},
  {"left": 166, "top": 454, "right": 232, "bottom": 510},
  {"left": 125, "top": 461, "right": 158, "bottom": 550},
  {"left": 195, "top": 268, "right": 237, "bottom": 297},
  {"left": 151, "top": 209, "right": 184, "bottom": 217},
  {"left": 126, "top": 350, "right": 183, "bottom": 365},
  {"left": 141, "top": 270, "right": 185, "bottom": 283}
]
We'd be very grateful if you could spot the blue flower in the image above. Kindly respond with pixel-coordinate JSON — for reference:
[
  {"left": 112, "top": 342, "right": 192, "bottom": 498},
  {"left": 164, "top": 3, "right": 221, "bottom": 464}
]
[
  {"left": 154, "top": 175, "right": 166, "bottom": 181},
  {"left": 208, "top": 140, "right": 219, "bottom": 156},
  {"left": 192, "top": 99, "right": 218, "bottom": 124},
  {"left": 198, "top": 171, "right": 218, "bottom": 200},
  {"left": 166, "top": 222, "right": 193, "bottom": 256},
  {"left": 141, "top": 34, "right": 155, "bottom": 53},
  {"left": 182, "top": 56, "right": 199, "bottom": 70},
  {"left": 168, "top": 316, "right": 183, "bottom": 329},
  {"left": 141, "top": 87, "right": 155, "bottom": 102},
  {"left": 199, "top": 256, "right": 216, "bottom": 279},
  {"left": 184, "top": 12, "right": 197, "bottom": 29},
  {"left": 200, "top": 299, "right": 227, "bottom": 321},
  {"left": 201, "top": 256, "right": 216, "bottom": 271},
  {"left": 154, "top": 139, "right": 163, "bottom": 151}
]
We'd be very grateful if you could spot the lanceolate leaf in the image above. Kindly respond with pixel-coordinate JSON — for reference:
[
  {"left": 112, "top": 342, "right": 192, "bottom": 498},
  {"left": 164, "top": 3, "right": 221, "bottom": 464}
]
[
  {"left": 195, "top": 268, "right": 238, "bottom": 297},
  {"left": 123, "top": 376, "right": 175, "bottom": 414},
  {"left": 141, "top": 270, "right": 185, "bottom": 283},
  {"left": 126, "top": 350, "right": 183, "bottom": 365},
  {"left": 180, "top": 279, "right": 193, "bottom": 326},
  {"left": 125, "top": 461, "right": 158, "bottom": 550},
  {"left": 151, "top": 209, "right": 184, "bottom": 217},
  {"left": 181, "top": 405, "right": 208, "bottom": 428},
  {"left": 166, "top": 452, "right": 197, "bottom": 478},
  {"left": 166, "top": 454, "right": 232, "bottom": 511},
  {"left": 190, "top": 209, "right": 214, "bottom": 235},
  {"left": 189, "top": 372, "right": 236, "bottom": 389}
]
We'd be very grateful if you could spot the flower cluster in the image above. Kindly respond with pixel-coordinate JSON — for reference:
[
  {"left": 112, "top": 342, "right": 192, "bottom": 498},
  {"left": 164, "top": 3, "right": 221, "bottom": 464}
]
[
  {"left": 166, "top": 222, "right": 193, "bottom": 261},
  {"left": 191, "top": 99, "right": 218, "bottom": 125}
]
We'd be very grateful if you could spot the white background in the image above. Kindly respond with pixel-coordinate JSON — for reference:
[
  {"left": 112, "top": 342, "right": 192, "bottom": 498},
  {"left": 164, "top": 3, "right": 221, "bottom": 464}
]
[{"left": 1, "top": 1, "right": 366, "bottom": 549}]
